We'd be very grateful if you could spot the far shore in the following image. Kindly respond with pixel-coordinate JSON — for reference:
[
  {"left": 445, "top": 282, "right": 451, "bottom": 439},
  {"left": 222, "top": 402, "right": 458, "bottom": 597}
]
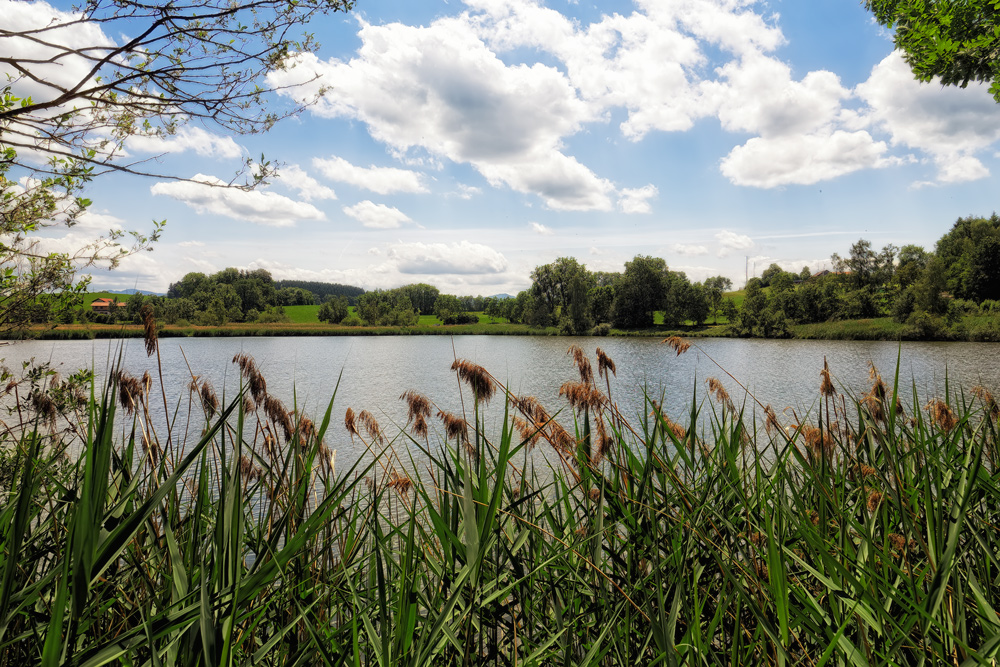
[{"left": 5, "top": 316, "right": 997, "bottom": 342}]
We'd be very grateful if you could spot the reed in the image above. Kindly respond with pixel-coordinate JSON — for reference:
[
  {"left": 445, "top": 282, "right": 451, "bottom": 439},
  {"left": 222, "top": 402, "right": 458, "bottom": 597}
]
[{"left": 1, "top": 340, "right": 999, "bottom": 665}]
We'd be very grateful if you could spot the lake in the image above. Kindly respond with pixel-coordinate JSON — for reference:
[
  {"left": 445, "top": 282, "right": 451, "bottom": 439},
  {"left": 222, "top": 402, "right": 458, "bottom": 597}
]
[{"left": 3, "top": 336, "right": 999, "bottom": 471}]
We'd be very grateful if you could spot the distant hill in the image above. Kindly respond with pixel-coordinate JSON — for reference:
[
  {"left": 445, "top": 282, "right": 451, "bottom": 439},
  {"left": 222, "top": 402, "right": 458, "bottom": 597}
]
[
  {"left": 90, "top": 288, "right": 165, "bottom": 296},
  {"left": 491, "top": 293, "right": 514, "bottom": 300}
]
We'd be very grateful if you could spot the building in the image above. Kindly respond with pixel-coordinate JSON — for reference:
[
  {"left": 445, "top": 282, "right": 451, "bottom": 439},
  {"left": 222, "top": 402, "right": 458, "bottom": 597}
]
[{"left": 90, "top": 297, "right": 126, "bottom": 313}]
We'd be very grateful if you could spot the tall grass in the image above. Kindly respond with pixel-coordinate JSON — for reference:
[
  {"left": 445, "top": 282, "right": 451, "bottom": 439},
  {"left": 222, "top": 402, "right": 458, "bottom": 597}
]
[{"left": 2, "top": 335, "right": 1000, "bottom": 665}]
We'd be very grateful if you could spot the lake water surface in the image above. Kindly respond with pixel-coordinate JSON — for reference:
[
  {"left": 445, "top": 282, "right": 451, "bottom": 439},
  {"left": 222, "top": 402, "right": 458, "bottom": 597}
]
[{"left": 4, "top": 336, "right": 999, "bottom": 469}]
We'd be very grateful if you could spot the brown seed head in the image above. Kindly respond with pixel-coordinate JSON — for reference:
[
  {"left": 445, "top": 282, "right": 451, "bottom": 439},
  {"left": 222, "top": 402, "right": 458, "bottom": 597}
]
[
  {"left": 387, "top": 470, "right": 413, "bottom": 496},
  {"left": 199, "top": 380, "right": 219, "bottom": 417},
  {"left": 344, "top": 407, "right": 358, "bottom": 438},
  {"left": 357, "top": 409, "right": 384, "bottom": 445},
  {"left": 764, "top": 404, "right": 781, "bottom": 436},
  {"left": 925, "top": 398, "right": 957, "bottom": 433},
  {"left": 567, "top": 345, "right": 594, "bottom": 385},
  {"left": 596, "top": 347, "right": 616, "bottom": 380},
  {"left": 706, "top": 377, "right": 734, "bottom": 413},
  {"left": 438, "top": 410, "right": 469, "bottom": 444},
  {"left": 972, "top": 385, "right": 1000, "bottom": 419},
  {"left": 451, "top": 359, "right": 496, "bottom": 403},
  {"left": 141, "top": 304, "right": 158, "bottom": 357},
  {"left": 866, "top": 490, "right": 884, "bottom": 512},
  {"left": 264, "top": 395, "right": 293, "bottom": 440},
  {"left": 820, "top": 358, "right": 836, "bottom": 397},
  {"left": 116, "top": 371, "right": 144, "bottom": 415},
  {"left": 663, "top": 336, "right": 691, "bottom": 356},
  {"left": 232, "top": 353, "right": 267, "bottom": 403}
]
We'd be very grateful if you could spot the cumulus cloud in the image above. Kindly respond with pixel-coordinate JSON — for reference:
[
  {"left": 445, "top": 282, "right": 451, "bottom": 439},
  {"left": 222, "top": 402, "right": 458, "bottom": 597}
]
[
  {"left": 386, "top": 240, "right": 508, "bottom": 274},
  {"left": 275, "top": 164, "right": 338, "bottom": 201},
  {"left": 617, "top": 185, "right": 658, "bottom": 214},
  {"left": 715, "top": 230, "right": 754, "bottom": 257},
  {"left": 126, "top": 126, "right": 242, "bottom": 159},
  {"left": 150, "top": 174, "right": 325, "bottom": 226},
  {"left": 855, "top": 52, "right": 1000, "bottom": 184},
  {"left": 342, "top": 200, "right": 412, "bottom": 228},
  {"left": 530, "top": 222, "right": 553, "bottom": 235},
  {"left": 671, "top": 243, "right": 709, "bottom": 256},
  {"left": 720, "top": 130, "right": 893, "bottom": 188},
  {"left": 269, "top": 15, "right": 612, "bottom": 210},
  {"left": 454, "top": 184, "right": 482, "bottom": 199},
  {"left": 312, "top": 156, "right": 427, "bottom": 194}
]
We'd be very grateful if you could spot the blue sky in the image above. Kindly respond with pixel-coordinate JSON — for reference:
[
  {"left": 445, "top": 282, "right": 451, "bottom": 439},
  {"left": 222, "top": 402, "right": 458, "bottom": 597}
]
[{"left": 9, "top": 0, "right": 1000, "bottom": 295}]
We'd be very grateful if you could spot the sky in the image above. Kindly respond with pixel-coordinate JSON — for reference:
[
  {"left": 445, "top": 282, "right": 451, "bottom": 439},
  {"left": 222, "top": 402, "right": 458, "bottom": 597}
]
[{"left": 8, "top": 0, "right": 1000, "bottom": 295}]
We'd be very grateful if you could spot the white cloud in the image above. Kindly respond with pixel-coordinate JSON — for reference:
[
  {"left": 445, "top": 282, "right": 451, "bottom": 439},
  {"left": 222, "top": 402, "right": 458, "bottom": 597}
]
[
  {"left": 386, "top": 240, "right": 508, "bottom": 274},
  {"left": 178, "top": 240, "right": 205, "bottom": 247},
  {"left": 276, "top": 164, "right": 338, "bottom": 201},
  {"left": 343, "top": 200, "right": 412, "bottom": 228},
  {"left": 714, "top": 230, "right": 754, "bottom": 257},
  {"left": 312, "top": 156, "right": 427, "bottom": 194},
  {"left": 126, "top": 126, "right": 243, "bottom": 160},
  {"left": 1, "top": 0, "right": 114, "bottom": 108},
  {"left": 530, "top": 222, "right": 553, "bottom": 235},
  {"left": 855, "top": 52, "right": 1000, "bottom": 184},
  {"left": 617, "top": 184, "right": 658, "bottom": 214},
  {"left": 454, "top": 184, "right": 482, "bottom": 199},
  {"left": 671, "top": 243, "right": 709, "bottom": 256},
  {"left": 720, "top": 130, "right": 893, "bottom": 188},
  {"left": 269, "top": 14, "right": 611, "bottom": 210},
  {"left": 150, "top": 174, "right": 325, "bottom": 226}
]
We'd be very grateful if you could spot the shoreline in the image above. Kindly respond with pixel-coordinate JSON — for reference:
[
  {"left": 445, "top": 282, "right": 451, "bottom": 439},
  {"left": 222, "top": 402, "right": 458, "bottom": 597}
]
[{"left": 3, "top": 316, "right": 998, "bottom": 342}]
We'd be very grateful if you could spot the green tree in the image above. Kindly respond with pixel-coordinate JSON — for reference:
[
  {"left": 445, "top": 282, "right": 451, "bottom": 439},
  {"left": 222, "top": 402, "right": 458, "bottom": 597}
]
[
  {"left": 865, "top": 0, "right": 1000, "bottom": 102},
  {"left": 318, "top": 296, "right": 349, "bottom": 324},
  {"left": 399, "top": 283, "right": 441, "bottom": 315},
  {"left": 433, "top": 294, "right": 464, "bottom": 322},
  {"left": 759, "top": 263, "right": 783, "bottom": 287},
  {"left": 612, "top": 255, "right": 667, "bottom": 329},
  {"left": 703, "top": 275, "right": 733, "bottom": 324}
]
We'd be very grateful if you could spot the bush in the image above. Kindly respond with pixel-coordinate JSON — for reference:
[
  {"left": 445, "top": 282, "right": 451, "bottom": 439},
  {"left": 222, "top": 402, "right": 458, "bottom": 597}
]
[
  {"left": 590, "top": 322, "right": 611, "bottom": 336},
  {"left": 441, "top": 312, "right": 478, "bottom": 325},
  {"left": 341, "top": 313, "right": 363, "bottom": 327}
]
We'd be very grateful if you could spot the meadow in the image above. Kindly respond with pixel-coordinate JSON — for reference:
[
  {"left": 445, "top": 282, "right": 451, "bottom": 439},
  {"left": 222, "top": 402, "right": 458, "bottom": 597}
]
[{"left": 1, "top": 329, "right": 999, "bottom": 665}]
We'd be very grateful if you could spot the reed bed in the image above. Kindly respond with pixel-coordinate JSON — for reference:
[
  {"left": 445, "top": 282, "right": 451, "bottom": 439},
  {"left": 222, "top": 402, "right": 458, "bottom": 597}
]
[{"left": 1, "top": 335, "right": 1000, "bottom": 666}]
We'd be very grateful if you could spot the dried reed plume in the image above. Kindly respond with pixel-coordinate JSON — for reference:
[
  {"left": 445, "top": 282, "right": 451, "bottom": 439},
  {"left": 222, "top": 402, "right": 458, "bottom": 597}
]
[
  {"left": 860, "top": 393, "right": 885, "bottom": 423},
  {"left": 116, "top": 371, "right": 145, "bottom": 415},
  {"left": 264, "top": 395, "right": 293, "bottom": 440},
  {"left": 451, "top": 359, "right": 496, "bottom": 404},
  {"left": 140, "top": 304, "right": 158, "bottom": 357},
  {"left": 868, "top": 362, "right": 887, "bottom": 401},
  {"left": 438, "top": 410, "right": 469, "bottom": 445},
  {"left": 190, "top": 379, "right": 218, "bottom": 417},
  {"left": 560, "top": 381, "right": 605, "bottom": 411},
  {"left": 400, "top": 390, "right": 432, "bottom": 438},
  {"left": 820, "top": 358, "right": 836, "bottom": 397},
  {"left": 593, "top": 419, "right": 613, "bottom": 463},
  {"left": 140, "top": 432, "right": 162, "bottom": 466},
  {"left": 344, "top": 407, "right": 358, "bottom": 438},
  {"left": 663, "top": 336, "right": 691, "bottom": 356},
  {"left": 232, "top": 353, "right": 267, "bottom": 404},
  {"left": 763, "top": 404, "right": 781, "bottom": 436},
  {"left": 706, "top": 377, "right": 734, "bottom": 414},
  {"left": 296, "top": 414, "right": 315, "bottom": 444},
  {"left": 567, "top": 345, "right": 594, "bottom": 385},
  {"left": 513, "top": 416, "right": 543, "bottom": 449},
  {"left": 29, "top": 390, "right": 57, "bottom": 428},
  {"left": 801, "top": 424, "right": 835, "bottom": 461},
  {"left": 925, "top": 398, "right": 957, "bottom": 433},
  {"left": 596, "top": 347, "right": 616, "bottom": 380},
  {"left": 238, "top": 454, "right": 262, "bottom": 482},
  {"left": 866, "top": 490, "right": 884, "bottom": 513},
  {"left": 387, "top": 470, "right": 413, "bottom": 496},
  {"left": 972, "top": 385, "right": 1000, "bottom": 419},
  {"left": 357, "top": 410, "right": 384, "bottom": 445},
  {"left": 243, "top": 396, "right": 256, "bottom": 415},
  {"left": 548, "top": 421, "right": 577, "bottom": 456}
]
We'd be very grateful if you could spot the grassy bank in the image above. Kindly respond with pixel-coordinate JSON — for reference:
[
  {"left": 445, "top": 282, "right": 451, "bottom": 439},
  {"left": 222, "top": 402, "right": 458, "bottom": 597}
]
[{"left": 2, "top": 338, "right": 1000, "bottom": 664}]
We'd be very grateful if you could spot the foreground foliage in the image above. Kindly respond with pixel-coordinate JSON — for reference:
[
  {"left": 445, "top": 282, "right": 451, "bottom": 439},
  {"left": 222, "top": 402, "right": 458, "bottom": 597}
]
[{"left": 2, "top": 339, "right": 1000, "bottom": 665}]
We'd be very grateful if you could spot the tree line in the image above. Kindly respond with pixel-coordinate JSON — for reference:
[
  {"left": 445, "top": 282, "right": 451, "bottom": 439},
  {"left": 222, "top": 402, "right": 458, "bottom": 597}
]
[{"left": 729, "top": 212, "right": 1000, "bottom": 338}]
